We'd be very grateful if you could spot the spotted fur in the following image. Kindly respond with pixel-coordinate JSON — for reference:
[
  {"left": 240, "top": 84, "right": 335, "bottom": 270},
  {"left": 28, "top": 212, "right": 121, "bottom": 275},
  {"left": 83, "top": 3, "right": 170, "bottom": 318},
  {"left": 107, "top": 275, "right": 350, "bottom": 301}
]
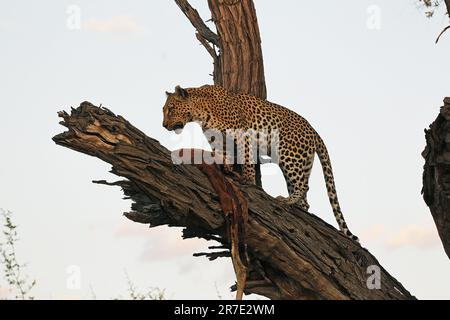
[{"left": 162, "top": 85, "right": 358, "bottom": 241}]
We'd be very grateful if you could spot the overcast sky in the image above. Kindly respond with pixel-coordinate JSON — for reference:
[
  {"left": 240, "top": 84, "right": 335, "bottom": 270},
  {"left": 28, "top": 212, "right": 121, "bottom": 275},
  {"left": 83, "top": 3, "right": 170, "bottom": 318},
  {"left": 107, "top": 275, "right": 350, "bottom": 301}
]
[{"left": 1, "top": 0, "right": 449, "bottom": 299}]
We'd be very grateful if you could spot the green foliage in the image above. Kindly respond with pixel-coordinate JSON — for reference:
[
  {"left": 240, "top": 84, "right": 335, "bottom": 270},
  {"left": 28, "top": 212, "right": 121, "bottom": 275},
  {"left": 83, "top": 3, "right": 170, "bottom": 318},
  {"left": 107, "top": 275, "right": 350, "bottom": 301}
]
[{"left": 0, "top": 209, "right": 36, "bottom": 300}]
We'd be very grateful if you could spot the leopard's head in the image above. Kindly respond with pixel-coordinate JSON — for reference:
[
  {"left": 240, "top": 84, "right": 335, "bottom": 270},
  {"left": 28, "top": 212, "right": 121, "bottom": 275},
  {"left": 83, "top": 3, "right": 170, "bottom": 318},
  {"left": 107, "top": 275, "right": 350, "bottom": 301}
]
[{"left": 162, "top": 85, "right": 194, "bottom": 134}]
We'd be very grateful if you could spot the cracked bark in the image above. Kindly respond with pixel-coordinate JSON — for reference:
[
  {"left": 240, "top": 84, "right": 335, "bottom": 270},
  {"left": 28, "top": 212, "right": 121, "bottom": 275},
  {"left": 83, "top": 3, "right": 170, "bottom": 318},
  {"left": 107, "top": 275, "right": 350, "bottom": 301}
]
[
  {"left": 174, "top": 0, "right": 265, "bottom": 186},
  {"left": 422, "top": 98, "right": 450, "bottom": 260},
  {"left": 53, "top": 102, "right": 415, "bottom": 300}
]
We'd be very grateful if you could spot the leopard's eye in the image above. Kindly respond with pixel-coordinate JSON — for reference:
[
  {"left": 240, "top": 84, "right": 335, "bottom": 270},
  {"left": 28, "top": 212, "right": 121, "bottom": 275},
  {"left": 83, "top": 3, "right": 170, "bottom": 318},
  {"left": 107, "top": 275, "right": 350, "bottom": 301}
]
[{"left": 167, "top": 104, "right": 174, "bottom": 116}]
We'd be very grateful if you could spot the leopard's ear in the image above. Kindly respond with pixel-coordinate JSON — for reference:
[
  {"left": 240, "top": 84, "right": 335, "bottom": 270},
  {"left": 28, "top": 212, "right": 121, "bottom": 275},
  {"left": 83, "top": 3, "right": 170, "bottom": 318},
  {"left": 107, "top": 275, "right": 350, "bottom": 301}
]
[
  {"left": 175, "top": 85, "right": 189, "bottom": 99},
  {"left": 165, "top": 91, "right": 171, "bottom": 97}
]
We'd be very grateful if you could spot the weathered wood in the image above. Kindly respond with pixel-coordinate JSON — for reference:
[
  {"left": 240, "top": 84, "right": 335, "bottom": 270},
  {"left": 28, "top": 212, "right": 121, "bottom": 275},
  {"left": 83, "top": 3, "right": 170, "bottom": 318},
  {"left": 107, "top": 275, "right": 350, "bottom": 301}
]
[
  {"left": 183, "top": 149, "right": 250, "bottom": 300},
  {"left": 175, "top": 0, "right": 266, "bottom": 99},
  {"left": 53, "top": 102, "right": 415, "bottom": 300},
  {"left": 422, "top": 97, "right": 450, "bottom": 260},
  {"left": 175, "top": 0, "right": 265, "bottom": 186},
  {"left": 207, "top": 0, "right": 267, "bottom": 100},
  {"left": 174, "top": 0, "right": 219, "bottom": 47}
]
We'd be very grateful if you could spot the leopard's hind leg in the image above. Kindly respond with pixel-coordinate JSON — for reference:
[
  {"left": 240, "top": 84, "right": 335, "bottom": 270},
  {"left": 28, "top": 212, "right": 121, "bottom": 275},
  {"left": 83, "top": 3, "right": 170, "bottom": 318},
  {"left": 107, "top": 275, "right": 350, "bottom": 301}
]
[{"left": 279, "top": 146, "right": 315, "bottom": 211}]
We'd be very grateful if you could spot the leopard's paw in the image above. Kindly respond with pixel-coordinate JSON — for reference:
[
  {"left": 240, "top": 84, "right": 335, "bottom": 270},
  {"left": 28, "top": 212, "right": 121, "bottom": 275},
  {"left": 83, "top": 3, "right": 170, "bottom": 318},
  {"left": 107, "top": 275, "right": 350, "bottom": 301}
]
[
  {"left": 276, "top": 196, "right": 309, "bottom": 211},
  {"left": 240, "top": 175, "right": 256, "bottom": 185}
]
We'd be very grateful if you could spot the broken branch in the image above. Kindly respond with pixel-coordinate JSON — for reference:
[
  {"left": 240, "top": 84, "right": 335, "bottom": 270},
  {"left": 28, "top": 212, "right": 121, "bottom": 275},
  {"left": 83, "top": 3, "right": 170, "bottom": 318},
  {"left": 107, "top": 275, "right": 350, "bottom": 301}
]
[{"left": 53, "top": 102, "right": 415, "bottom": 300}]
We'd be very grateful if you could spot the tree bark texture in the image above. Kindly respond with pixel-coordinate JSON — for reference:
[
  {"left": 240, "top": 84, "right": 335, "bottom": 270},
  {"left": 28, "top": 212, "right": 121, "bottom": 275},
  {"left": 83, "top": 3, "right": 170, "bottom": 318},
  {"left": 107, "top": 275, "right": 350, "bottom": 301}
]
[
  {"left": 174, "top": 0, "right": 266, "bottom": 186},
  {"left": 53, "top": 102, "right": 415, "bottom": 300},
  {"left": 207, "top": 0, "right": 267, "bottom": 99},
  {"left": 422, "top": 97, "right": 450, "bottom": 260},
  {"left": 175, "top": 0, "right": 266, "bottom": 99}
]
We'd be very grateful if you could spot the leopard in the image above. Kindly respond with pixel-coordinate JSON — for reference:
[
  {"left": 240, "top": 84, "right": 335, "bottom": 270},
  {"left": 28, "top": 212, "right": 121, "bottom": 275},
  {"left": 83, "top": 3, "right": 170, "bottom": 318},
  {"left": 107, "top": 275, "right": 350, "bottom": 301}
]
[{"left": 162, "top": 84, "right": 358, "bottom": 241}]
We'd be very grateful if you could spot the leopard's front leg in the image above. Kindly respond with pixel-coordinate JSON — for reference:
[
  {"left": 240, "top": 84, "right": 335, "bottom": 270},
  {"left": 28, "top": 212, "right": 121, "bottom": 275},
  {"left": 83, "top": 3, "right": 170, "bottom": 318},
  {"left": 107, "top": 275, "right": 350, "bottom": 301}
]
[
  {"left": 236, "top": 130, "right": 257, "bottom": 185},
  {"left": 204, "top": 128, "right": 236, "bottom": 176},
  {"left": 241, "top": 164, "right": 256, "bottom": 185}
]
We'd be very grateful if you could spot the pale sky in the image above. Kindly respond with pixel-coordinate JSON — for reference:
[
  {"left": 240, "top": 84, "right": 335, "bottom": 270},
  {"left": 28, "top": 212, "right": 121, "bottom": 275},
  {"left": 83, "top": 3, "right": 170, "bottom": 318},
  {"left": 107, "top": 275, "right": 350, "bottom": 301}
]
[{"left": 0, "top": 0, "right": 449, "bottom": 299}]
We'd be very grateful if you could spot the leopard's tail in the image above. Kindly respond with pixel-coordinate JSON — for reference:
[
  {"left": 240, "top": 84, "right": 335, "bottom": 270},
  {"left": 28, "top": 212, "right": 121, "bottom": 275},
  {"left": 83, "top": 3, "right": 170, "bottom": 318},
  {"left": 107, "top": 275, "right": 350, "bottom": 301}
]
[{"left": 315, "top": 135, "right": 359, "bottom": 242}]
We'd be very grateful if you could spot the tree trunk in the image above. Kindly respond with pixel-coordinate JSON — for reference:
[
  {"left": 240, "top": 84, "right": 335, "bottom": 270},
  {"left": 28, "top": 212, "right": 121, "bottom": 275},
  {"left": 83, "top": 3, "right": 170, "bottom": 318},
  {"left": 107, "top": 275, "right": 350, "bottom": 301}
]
[
  {"left": 175, "top": 0, "right": 265, "bottom": 186},
  {"left": 53, "top": 102, "right": 415, "bottom": 300},
  {"left": 207, "top": 0, "right": 267, "bottom": 99},
  {"left": 422, "top": 97, "right": 450, "bottom": 260}
]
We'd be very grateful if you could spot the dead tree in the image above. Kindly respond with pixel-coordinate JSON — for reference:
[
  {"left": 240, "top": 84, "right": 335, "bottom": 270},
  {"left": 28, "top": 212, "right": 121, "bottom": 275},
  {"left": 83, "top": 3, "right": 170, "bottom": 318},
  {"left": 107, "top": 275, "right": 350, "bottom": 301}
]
[
  {"left": 422, "top": 98, "right": 450, "bottom": 260},
  {"left": 175, "top": 0, "right": 265, "bottom": 186},
  {"left": 52, "top": 1, "right": 416, "bottom": 299},
  {"left": 53, "top": 102, "right": 414, "bottom": 300},
  {"left": 175, "top": 0, "right": 266, "bottom": 98}
]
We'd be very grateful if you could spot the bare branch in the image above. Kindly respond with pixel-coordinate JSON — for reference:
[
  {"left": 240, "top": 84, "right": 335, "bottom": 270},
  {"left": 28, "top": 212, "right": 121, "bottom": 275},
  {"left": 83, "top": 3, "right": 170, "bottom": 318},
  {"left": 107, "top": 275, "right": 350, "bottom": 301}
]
[
  {"left": 436, "top": 25, "right": 450, "bottom": 43},
  {"left": 174, "top": 0, "right": 220, "bottom": 47},
  {"left": 196, "top": 33, "right": 218, "bottom": 59}
]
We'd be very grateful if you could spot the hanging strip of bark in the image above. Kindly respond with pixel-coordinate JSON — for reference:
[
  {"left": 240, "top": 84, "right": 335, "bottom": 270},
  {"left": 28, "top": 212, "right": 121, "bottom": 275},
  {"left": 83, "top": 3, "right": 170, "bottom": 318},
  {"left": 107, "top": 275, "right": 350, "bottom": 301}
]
[
  {"left": 422, "top": 97, "right": 450, "bottom": 260},
  {"left": 53, "top": 102, "right": 415, "bottom": 300},
  {"left": 175, "top": 149, "right": 249, "bottom": 300},
  {"left": 194, "top": 153, "right": 250, "bottom": 300}
]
